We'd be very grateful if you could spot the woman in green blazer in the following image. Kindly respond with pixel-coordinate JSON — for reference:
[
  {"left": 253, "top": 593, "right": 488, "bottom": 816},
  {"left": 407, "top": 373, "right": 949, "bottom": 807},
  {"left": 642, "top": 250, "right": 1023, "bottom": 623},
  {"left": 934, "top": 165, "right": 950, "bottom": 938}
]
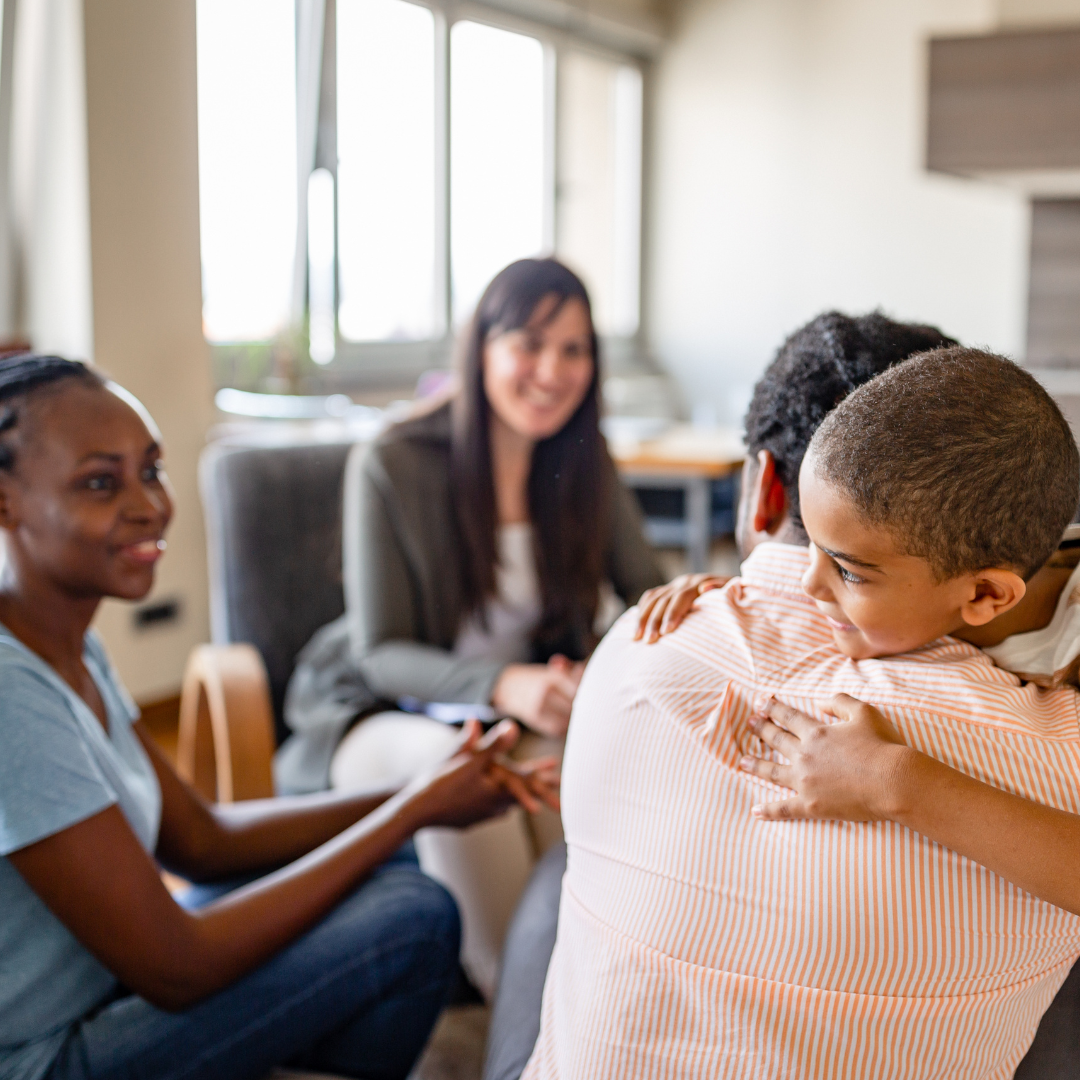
[{"left": 285, "top": 258, "right": 665, "bottom": 996}]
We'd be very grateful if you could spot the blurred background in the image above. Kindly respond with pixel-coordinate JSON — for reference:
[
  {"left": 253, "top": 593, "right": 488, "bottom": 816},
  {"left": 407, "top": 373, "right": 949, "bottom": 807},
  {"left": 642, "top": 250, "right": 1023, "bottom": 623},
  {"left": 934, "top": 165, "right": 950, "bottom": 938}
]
[{"left": 0, "top": 0, "right": 1075, "bottom": 708}]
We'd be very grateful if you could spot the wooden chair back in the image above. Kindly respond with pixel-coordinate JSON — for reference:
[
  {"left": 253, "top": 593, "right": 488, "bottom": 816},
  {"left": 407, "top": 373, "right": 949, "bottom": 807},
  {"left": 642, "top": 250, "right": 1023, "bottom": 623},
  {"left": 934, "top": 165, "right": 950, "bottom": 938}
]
[{"left": 177, "top": 644, "right": 276, "bottom": 802}]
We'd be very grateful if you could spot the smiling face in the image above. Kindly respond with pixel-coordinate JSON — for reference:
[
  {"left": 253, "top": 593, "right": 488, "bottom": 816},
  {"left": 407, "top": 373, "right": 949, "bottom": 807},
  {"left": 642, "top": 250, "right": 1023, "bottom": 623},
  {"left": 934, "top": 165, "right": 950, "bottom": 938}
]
[
  {"left": 797, "top": 449, "right": 1025, "bottom": 660},
  {"left": 0, "top": 380, "right": 173, "bottom": 603},
  {"left": 482, "top": 294, "right": 595, "bottom": 443}
]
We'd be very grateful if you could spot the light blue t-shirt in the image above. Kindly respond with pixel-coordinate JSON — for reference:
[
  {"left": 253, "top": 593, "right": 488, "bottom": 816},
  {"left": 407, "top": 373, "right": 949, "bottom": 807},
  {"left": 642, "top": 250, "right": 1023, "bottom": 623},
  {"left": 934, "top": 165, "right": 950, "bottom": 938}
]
[{"left": 0, "top": 624, "right": 161, "bottom": 1080}]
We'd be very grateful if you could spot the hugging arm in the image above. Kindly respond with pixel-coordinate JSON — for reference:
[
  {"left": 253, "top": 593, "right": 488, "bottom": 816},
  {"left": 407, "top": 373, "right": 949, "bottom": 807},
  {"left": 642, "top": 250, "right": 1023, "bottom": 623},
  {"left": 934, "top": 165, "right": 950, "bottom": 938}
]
[
  {"left": 742, "top": 695, "right": 1080, "bottom": 917},
  {"left": 634, "top": 574, "right": 730, "bottom": 643}
]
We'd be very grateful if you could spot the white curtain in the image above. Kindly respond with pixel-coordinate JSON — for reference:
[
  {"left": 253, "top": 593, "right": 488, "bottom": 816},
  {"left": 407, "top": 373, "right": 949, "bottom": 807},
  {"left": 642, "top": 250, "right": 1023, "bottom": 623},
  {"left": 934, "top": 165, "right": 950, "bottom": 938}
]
[
  {"left": 10, "top": 0, "right": 94, "bottom": 360},
  {"left": 290, "top": 0, "right": 325, "bottom": 325},
  {"left": 0, "top": 0, "right": 18, "bottom": 340}
]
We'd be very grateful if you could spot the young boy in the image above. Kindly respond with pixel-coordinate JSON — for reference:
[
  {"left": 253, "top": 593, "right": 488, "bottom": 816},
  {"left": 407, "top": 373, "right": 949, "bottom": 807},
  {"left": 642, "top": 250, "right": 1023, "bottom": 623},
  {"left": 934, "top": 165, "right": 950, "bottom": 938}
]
[
  {"left": 524, "top": 347, "right": 1080, "bottom": 1080},
  {"left": 797, "top": 345, "right": 1077, "bottom": 663}
]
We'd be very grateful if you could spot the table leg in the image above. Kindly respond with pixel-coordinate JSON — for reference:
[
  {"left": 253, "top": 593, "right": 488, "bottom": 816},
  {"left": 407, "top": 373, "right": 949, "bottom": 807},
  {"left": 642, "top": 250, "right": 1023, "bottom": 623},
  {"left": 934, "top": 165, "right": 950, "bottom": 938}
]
[{"left": 686, "top": 477, "right": 710, "bottom": 572}]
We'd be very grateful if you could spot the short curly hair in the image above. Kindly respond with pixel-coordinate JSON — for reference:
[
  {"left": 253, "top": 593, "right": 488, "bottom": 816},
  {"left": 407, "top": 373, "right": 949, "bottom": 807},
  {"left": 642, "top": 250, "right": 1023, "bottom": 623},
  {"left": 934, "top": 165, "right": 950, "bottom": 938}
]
[
  {"left": 744, "top": 311, "right": 957, "bottom": 532},
  {"left": 810, "top": 347, "right": 1080, "bottom": 580}
]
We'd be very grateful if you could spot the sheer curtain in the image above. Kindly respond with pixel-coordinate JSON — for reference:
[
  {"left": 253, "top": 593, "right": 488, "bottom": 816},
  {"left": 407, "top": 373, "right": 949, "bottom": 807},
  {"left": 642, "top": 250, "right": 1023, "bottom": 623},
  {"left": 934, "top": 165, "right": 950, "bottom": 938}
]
[
  {"left": 290, "top": 0, "right": 326, "bottom": 326},
  {"left": 8, "top": 0, "right": 93, "bottom": 359},
  {"left": 0, "top": 0, "right": 95, "bottom": 578}
]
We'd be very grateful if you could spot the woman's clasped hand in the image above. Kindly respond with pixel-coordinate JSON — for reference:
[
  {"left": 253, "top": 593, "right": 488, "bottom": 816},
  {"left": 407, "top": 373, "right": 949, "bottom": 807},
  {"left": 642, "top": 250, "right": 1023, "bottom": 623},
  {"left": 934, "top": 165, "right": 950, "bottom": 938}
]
[
  {"left": 414, "top": 719, "right": 561, "bottom": 822},
  {"left": 491, "top": 655, "right": 585, "bottom": 739}
]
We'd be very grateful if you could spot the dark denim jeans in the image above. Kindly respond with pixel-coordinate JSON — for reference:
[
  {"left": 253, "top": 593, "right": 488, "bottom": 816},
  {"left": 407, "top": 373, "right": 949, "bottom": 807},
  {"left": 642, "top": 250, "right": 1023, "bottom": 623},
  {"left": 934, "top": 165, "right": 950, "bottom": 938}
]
[{"left": 46, "top": 846, "right": 459, "bottom": 1080}]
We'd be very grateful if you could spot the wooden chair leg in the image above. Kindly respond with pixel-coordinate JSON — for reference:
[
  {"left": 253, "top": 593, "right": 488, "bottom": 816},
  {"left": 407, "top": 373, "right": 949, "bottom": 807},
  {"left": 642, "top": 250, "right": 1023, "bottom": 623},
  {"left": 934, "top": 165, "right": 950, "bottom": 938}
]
[{"left": 177, "top": 644, "right": 276, "bottom": 802}]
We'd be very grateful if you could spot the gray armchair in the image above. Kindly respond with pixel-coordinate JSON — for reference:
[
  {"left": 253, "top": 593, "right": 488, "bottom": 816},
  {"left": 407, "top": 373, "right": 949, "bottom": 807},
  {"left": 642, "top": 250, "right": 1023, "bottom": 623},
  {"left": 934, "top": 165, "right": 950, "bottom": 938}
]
[
  {"left": 201, "top": 438, "right": 354, "bottom": 743},
  {"left": 177, "top": 436, "right": 357, "bottom": 802},
  {"left": 176, "top": 431, "right": 463, "bottom": 1080}
]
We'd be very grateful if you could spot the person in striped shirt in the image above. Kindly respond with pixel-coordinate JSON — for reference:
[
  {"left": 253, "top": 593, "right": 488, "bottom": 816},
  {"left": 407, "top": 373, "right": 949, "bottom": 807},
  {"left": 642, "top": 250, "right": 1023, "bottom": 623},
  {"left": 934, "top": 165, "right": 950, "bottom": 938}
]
[
  {"left": 486, "top": 312, "right": 965, "bottom": 1080},
  {"left": 524, "top": 347, "right": 1080, "bottom": 1079}
]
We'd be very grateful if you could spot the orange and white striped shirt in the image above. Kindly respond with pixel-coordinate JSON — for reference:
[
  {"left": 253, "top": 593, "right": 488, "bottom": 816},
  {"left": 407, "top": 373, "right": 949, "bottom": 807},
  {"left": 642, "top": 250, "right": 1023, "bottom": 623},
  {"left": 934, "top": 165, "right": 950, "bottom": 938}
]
[{"left": 524, "top": 543, "right": 1080, "bottom": 1080}]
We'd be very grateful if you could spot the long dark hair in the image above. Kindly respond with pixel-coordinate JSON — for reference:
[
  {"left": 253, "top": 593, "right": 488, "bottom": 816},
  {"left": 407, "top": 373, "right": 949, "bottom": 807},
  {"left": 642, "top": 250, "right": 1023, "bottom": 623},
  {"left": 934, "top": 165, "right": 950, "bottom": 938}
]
[{"left": 451, "top": 258, "right": 612, "bottom": 659}]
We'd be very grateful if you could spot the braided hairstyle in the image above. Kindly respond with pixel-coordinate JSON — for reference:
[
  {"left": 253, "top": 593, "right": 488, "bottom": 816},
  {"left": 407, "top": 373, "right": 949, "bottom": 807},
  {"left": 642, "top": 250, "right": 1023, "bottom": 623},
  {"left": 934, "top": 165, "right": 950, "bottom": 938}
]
[
  {"left": 0, "top": 355, "right": 104, "bottom": 472},
  {"left": 743, "top": 311, "right": 958, "bottom": 534}
]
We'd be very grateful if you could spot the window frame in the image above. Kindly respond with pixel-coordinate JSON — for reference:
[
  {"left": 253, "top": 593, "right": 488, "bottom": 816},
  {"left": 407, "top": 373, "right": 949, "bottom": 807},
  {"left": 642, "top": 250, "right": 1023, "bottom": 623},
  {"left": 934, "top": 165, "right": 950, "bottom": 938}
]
[{"left": 313, "top": 0, "right": 651, "bottom": 386}]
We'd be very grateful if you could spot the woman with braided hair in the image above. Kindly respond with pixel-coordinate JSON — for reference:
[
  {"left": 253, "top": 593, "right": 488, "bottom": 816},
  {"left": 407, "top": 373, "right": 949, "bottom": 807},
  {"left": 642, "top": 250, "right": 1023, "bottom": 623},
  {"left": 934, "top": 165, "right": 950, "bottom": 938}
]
[{"left": 0, "top": 354, "right": 558, "bottom": 1080}]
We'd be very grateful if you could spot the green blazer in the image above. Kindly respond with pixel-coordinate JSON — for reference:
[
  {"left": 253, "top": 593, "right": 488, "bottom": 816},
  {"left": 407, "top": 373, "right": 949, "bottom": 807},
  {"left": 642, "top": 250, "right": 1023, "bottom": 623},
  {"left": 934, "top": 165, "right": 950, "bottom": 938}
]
[
  {"left": 346, "top": 401, "right": 664, "bottom": 699},
  {"left": 278, "top": 401, "right": 665, "bottom": 792}
]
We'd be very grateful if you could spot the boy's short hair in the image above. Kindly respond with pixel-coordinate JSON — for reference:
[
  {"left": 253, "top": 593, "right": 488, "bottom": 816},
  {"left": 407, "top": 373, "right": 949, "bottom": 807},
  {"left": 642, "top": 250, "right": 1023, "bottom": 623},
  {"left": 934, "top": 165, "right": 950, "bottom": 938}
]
[
  {"left": 809, "top": 346, "right": 1080, "bottom": 580},
  {"left": 744, "top": 312, "right": 957, "bottom": 531}
]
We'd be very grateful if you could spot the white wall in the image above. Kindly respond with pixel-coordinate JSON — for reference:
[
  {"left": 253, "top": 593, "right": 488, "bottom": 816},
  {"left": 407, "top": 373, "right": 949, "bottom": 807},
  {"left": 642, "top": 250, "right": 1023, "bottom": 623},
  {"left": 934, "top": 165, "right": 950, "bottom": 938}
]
[
  {"left": 999, "top": 0, "right": 1080, "bottom": 25},
  {"left": 82, "top": 0, "right": 213, "bottom": 703},
  {"left": 646, "top": 0, "right": 1034, "bottom": 424}
]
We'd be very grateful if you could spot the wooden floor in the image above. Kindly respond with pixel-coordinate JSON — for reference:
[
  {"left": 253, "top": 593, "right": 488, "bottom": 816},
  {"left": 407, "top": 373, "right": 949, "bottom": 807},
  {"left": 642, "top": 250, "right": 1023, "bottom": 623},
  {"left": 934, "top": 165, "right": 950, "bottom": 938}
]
[
  {"left": 140, "top": 694, "right": 181, "bottom": 762},
  {"left": 410, "top": 1006, "right": 490, "bottom": 1080}
]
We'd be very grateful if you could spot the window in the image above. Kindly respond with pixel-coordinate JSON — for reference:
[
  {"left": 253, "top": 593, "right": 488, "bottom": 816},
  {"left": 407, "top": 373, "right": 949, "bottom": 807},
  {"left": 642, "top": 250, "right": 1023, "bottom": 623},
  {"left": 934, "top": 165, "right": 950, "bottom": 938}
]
[
  {"left": 337, "top": 0, "right": 437, "bottom": 343},
  {"left": 450, "top": 21, "right": 546, "bottom": 325},
  {"left": 558, "top": 53, "right": 642, "bottom": 337},
  {"left": 196, "top": 0, "right": 297, "bottom": 344},
  {"left": 196, "top": 0, "right": 645, "bottom": 384}
]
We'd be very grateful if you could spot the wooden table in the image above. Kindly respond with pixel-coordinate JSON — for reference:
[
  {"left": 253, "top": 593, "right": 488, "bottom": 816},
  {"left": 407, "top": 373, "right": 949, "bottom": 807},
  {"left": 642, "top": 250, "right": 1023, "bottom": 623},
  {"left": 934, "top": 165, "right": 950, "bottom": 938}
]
[{"left": 610, "top": 425, "right": 745, "bottom": 572}]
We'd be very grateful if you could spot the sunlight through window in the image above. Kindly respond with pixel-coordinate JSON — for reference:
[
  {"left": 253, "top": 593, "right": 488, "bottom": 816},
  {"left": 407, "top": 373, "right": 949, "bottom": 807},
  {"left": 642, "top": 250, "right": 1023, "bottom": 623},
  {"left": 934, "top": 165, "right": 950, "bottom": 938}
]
[
  {"left": 556, "top": 55, "right": 641, "bottom": 337},
  {"left": 196, "top": 1, "right": 644, "bottom": 369},
  {"left": 307, "top": 168, "right": 336, "bottom": 363},
  {"left": 337, "top": 0, "right": 437, "bottom": 342},
  {"left": 450, "top": 21, "right": 545, "bottom": 325},
  {"left": 196, "top": 0, "right": 297, "bottom": 343}
]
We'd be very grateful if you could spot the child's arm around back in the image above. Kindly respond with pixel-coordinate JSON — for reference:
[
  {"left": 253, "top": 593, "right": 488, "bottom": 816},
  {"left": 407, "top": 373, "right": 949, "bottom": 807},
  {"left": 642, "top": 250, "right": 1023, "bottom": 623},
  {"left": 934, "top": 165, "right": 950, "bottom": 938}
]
[{"left": 741, "top": 694, "right": 1080, "bottom": 917}]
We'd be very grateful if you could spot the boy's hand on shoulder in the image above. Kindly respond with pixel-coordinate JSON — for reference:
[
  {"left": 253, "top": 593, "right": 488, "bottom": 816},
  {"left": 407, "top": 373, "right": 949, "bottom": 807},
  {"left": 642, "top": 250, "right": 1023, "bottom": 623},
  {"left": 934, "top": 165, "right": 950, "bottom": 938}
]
[
  {"left": 739, "top": 695, "right": 911, "bottom": 823},
  {"left": 634, "top": 574, "right": 730, "bottom": 643}
]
